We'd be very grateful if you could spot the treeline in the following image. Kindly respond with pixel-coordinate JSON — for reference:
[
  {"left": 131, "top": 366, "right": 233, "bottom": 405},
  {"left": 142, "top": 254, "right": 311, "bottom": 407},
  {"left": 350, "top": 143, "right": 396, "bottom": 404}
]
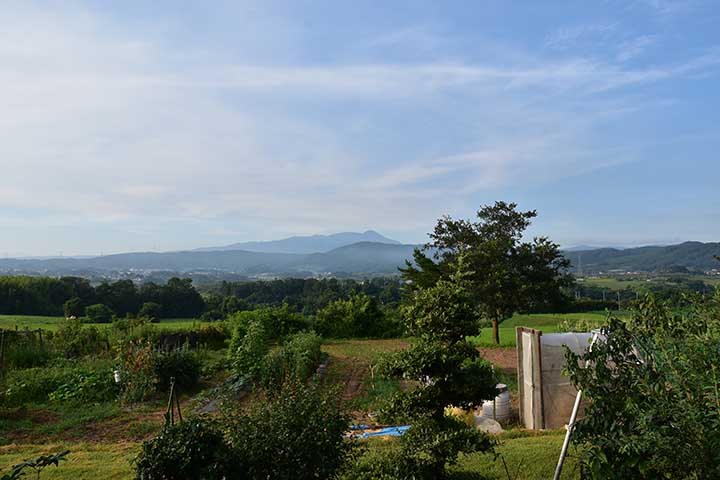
[
  {"left": 0, "top": 276, "right": 204, "bottom": 318},
  {"left": 203, "top": 277, "right": 402, "bottom": 318}
]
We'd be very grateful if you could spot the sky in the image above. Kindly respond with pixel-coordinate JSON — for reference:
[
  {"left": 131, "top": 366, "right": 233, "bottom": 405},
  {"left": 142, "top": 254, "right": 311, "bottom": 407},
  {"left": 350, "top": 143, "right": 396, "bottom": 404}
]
[{"left": 1, "top": 0, "right": 720, "bottom": 256}]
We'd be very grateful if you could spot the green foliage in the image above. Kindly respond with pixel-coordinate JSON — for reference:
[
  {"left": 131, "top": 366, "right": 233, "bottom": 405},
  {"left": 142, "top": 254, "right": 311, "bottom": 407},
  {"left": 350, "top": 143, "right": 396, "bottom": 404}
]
[
  {"left": 228, "top": 304, "right": 308, "bottom": 341},
  {"left": 224, "top": 380, "right": 352, "bottom": 480},
  {"left": 380, "top": 265, "right": 496, "bottom": 478},
  {"left": 153, "top": 350, "right": 201, "bottom": 393},
  {"left": 566, "top": 294, "right": 720, "bottom": 479},
  {"left": 62, "top": 297, "right": 84, "bottom": 318},
  {"left": 402, "top": 202, "right": 572, "bottom": 344},
  {"left": 116, "top": 339, "right": 157, "bottom": 403},
  {"left": 53, "top": 317, "right": 108, "bottom": 358},
  {"left": 84, "top": 304, "right": 114, "bottom": 323},
  {"left": 1, "top": 361, "right": 115, "bottom": 406},
  {"left": 195, "top": 323, "right": 230, "bottom": 349},
  {"left": 262, "top": 331, "right": 323, "bottom": 386},
  {"left": 134, "top": 418, "right": 235, "bottom": 480},
  {"left": 138, "top": 302, "right": 162, "bottom": 322},
  {"left": 314, "top": 292, "right": 398, "bottom": 338},
  {"left": 1, "top": 450, "right": 70, "bottom": 480},
  {"left": 1, "top": 331, "right": 51, "bottom": 369},
  {"left": 341, "top": 418, "right": 494, "bottom": 480},
  {"left": 48, "top": 370, "right": 118, "bottom": 404},
  {"left": 227, "top": 320, "right": 269, "bottom": 381},
  {"left": 557, "top": 314, "right": 609, "bottom": 332}
]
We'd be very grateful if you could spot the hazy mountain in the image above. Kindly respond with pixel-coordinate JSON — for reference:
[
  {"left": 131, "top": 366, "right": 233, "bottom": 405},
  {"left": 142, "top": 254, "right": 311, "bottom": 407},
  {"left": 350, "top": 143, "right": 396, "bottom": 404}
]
[
  {"left": 0, "top": 241, "right": 419, "bottom": 277},
  {"left": 564, "top": 241, "right": 720, "bottom": 274},
  {"left": 194, "top": 230, "right": 401, "bottom": 254}
]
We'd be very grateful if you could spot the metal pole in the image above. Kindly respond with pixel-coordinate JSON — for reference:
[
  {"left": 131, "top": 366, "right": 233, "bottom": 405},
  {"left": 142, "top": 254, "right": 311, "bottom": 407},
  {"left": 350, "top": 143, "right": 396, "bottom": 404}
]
[{"left": 552, "top": 389, "right": 583, "bottom": 480}]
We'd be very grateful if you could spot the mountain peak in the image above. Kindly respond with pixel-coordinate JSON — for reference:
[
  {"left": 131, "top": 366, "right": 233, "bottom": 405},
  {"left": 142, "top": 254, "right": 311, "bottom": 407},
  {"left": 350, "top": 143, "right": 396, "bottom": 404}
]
[{"left": 194, "top": 230, "right": 401, "bottom": 254}]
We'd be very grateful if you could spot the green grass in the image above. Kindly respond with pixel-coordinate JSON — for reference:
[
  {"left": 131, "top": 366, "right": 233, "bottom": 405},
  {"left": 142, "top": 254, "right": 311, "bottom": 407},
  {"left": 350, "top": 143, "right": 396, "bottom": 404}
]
[
  {"left": 469, "top": 311, "right": 628, "bottom": 348},
  {"left": 0, "top": 442, "right": 136, "bottom": 479},
  {"left": 0, "top": 432, "right": 578, "bottom": 480},
  {"left": 0, "top": 315, "right": 211, "bottom": 332},
  {"left": 453, "top": 432, "right": 581, "bottom": 479}
]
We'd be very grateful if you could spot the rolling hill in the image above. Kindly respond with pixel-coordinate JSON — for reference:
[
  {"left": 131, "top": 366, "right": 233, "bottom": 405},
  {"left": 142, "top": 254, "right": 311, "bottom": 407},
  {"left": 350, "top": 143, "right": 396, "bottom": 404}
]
[
  {"left": 565, "top": 241, "right": 720, "bottom": 274},
  {"left": 193, "top": 230, "right": 400, "bottom": 254}
]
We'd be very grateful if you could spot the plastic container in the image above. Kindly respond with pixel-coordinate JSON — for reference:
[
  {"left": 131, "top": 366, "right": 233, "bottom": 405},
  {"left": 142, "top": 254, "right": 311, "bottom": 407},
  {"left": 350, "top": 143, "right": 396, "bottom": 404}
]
[{"left": 480, "top": 383, "right": 510, "bottom": 421}]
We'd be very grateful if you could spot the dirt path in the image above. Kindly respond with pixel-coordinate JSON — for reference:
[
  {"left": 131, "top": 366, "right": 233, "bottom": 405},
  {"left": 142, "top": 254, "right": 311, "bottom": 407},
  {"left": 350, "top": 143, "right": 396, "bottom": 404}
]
[{"left": 478, "top": 347, "right": 517, "bottom": 373}]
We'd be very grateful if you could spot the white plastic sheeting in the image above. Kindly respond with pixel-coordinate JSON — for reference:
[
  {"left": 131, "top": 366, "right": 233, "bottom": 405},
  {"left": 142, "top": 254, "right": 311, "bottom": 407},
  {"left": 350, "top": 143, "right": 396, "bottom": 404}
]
[{"left": 517, "top": 328, "right": 594, "bottom": 430}]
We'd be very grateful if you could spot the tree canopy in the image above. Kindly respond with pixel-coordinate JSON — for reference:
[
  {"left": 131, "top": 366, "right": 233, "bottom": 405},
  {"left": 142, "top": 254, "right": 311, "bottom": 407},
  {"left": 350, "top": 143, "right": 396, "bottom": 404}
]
[{"left": 401, "top": 201, "right": 572, "bottom": 343}]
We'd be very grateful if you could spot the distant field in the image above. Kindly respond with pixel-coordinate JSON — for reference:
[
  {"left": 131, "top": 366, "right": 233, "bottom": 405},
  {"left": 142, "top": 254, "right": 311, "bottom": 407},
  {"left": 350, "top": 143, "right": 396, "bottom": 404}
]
[
  {"left": 582, "top": 275, "right": 720, "bottom": 289},
  {"left": 0, "top": 315, "right": 209, "bottom": 332},
  {"left": 470, "top": 311, "right": 626, "bottom": 348}
]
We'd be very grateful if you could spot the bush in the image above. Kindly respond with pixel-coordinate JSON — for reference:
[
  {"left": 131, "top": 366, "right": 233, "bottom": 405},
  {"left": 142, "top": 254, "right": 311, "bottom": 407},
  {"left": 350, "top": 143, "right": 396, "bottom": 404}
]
[
  {"left": 54, "top": 317, "right": 108, "bottom": 358},
  {"left": 48, "top": 369, "right": 119, "bottom": 404},
  {"left": 154, "top": 350, "right": 201, "bottom": 393},
  {"left": 557, "top": 314, "right": 609, "bottom": 332},
  {"left": 227, "top": 320, "right": 269, "bottom": 381},
  {"left": 1, "top": 332, "right": 51, "bottom": 369},
  {"left": 228, "top": 305, "right": 308, "bottom": 342},
  {"left": 63, "top": 296, "right": 84, "bottom": 317},
  {"left": 196, "top": 323, "right": 230, "bottom": 349},
  {"left": 1, "top": 361, "right": 116, "bottom": 406},
  {"left": 138, "top": 302, "right": 162, "bottom": 321},
  {"left": 134, "top": 417, "right": 236, "bottom": 480},
  {"left": 116, "top": 339, "right": 157, "bottom": 403},
  {"left": 85, "top": 303, "right": 114, "bottom": 323},
  {"left": 224, "top": 380, "right": 352, "bottom": 480},
  {"left": 314, "top": 293, "right": 392, "bottom": 338},
  {"left": 566, "top": 294, "right": 720, "bottom": 479},
  {"left": 261, "top": 331, "right": 323, "bottom": 387}
]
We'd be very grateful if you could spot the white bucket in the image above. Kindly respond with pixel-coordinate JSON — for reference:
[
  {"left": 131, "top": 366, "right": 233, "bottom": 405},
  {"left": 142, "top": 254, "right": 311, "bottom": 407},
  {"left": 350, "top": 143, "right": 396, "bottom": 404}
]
[{"left": 481, "top": 383, "right": 511, "bottom": 421}]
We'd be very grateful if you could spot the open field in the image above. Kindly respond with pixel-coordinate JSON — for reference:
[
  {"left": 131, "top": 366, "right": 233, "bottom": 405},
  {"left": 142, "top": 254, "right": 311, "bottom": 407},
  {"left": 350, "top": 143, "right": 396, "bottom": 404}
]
[{"left": 582, "top": 274, "right": 720, "bottom": 289}]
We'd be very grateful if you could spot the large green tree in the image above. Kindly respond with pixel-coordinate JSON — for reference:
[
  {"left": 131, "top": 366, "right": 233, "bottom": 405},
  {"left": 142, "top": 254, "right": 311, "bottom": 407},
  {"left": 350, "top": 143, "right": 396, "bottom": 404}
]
[{"left": 402, "top": 201, "right": 572, "bottom": 344}]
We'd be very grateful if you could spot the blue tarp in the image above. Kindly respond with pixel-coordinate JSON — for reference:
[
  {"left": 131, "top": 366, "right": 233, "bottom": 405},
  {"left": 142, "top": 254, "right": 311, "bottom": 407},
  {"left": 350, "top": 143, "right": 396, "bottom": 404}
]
[{"left": 353, "top": 425, "right": 411, "bottom": 438}]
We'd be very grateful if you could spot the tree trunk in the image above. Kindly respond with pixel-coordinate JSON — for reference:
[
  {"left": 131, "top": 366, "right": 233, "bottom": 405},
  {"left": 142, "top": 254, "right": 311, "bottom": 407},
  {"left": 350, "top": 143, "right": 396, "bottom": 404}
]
[{"left": 492, "top": 318, "right": 500, "bottom": 345}]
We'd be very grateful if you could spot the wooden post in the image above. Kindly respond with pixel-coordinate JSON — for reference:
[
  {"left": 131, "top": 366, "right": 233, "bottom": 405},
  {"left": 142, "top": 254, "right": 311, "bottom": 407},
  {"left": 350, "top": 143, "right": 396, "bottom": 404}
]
[
  {"left": 532, "top": 330, "right": 545, "bottom": 429},
  {"left": 516, "top": 327, "right": 525, "bottom": 426}
]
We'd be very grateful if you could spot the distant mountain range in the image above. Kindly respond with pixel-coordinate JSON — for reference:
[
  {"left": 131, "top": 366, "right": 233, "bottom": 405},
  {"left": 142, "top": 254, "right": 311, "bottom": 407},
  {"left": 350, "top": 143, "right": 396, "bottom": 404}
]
[
  {"left": 0, "top": 235, "right": 718, "bottom": 279},
  {"left": 194, "top": 230, "right": 400, "bottom": 254},
  {"left": 565, "top": 241, "right": 720, "bottom": 274},
  {"left": 0, "top": 241, "right": 420, "bottom": 278}
]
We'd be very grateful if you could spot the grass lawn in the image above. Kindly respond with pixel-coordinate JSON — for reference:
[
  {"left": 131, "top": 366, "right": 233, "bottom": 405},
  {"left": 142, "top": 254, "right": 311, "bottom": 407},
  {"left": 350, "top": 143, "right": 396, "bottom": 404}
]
[
  {"left": 454, "top": 432, "right": 581, "bottom": 479},
  {"left": 0, "top": 442, "right": 136, "bottom": 479},
  {"left": 0, "top": 432, "right": 579, "bottom": 480},
  {"left": 0, "top": 315, "right": 210, "bottom": 332}
]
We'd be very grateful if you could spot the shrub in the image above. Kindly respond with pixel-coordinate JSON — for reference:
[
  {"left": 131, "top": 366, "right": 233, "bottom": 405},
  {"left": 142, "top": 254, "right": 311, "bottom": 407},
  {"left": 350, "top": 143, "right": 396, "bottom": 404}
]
[
  {"left": 314, "top": 293, "right": 390, "bottom": 338},
  {"left": 276, "top": 331, "right": 323, "bottom": 380},
  {"left": 116, "top": 339, "right": 157, "bottom": 403},
  {"left": 48, "top": 369, "right": 119, "bottom": 404},
  {"left": 566, "top": 294, "right": 720, "bottom": 479},
  {"left": 227, "top": 320, "right": 269, "bottom": 381},
  {"left": 196, "top": 323, "right": 230, "bottom": 349},
  {"left": 85, "top": 303, "right": 114, "bottom": 323},
  {"left": 154, "top": 350, "right": 201, "bottom": 393},
  {"left": 228, "top": 305, "right": 308, "bottom": 342},
  {"left": 138, "top": 302, "right": 162, "bottom": 321},
  {"left": 2, "top": 332, "right": 51, "bottom": 369},
  {"left": 557, "top": 314, "right": 609, "bottom": 332},
  {"left": 54, "top": 317, "right": 108, "bottom": 358},
  {"left": 1, "top": 361, "right": 115, "bottom": 406},
  {"left": 63, "top": 296, "right": 84, "bottom": 317},
  {"left": 134, "top": 417, "right": 236, "bottom": 480},
  {"left": 224, "top": 380, "right": 352, "bottom": 480}
]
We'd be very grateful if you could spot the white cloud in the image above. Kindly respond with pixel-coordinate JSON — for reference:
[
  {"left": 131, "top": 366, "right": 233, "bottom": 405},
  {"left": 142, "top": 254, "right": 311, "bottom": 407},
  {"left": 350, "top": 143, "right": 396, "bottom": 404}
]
[{"left": 1, "top": 3, "right": 718, "bottom": 253}]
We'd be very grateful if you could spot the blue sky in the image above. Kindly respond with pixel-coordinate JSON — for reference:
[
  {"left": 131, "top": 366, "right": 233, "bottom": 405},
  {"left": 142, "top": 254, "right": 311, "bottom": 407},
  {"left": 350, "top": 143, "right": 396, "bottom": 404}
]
[{"left": 2, "top": 0, "right": 720, "bottom": 255}]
